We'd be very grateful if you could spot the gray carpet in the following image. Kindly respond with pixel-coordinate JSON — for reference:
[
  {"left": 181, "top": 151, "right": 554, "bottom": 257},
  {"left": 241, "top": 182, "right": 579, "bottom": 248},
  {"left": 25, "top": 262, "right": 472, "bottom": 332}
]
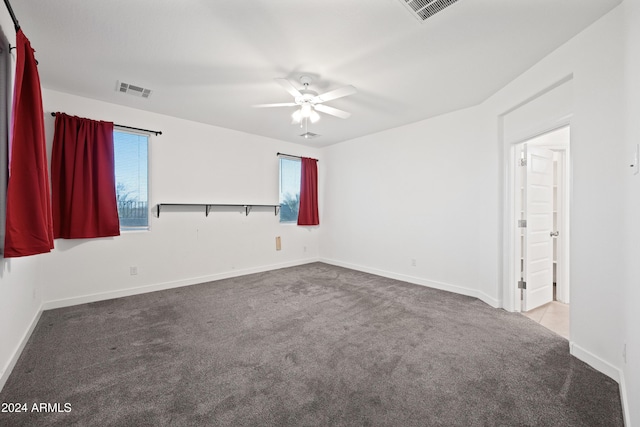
[{"left": 0, "top": 262, "right": 623, "bottom": 426}]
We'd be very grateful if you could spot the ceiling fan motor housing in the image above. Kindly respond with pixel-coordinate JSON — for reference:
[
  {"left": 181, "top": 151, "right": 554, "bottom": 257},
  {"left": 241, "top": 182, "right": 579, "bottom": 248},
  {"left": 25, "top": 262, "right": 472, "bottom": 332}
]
[{"left": 299, "top": 75, "right": 313, "bottom": 86}]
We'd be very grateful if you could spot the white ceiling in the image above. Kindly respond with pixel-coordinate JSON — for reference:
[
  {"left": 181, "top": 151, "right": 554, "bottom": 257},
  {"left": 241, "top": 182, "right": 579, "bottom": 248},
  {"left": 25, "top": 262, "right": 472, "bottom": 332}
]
[{"left": 12, "top": 0, "right": 621, "bottom": 147}]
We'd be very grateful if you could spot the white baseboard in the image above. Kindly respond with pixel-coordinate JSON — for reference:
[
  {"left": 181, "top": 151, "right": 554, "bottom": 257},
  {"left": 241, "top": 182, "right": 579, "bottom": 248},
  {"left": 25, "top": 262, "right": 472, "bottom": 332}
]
[
  {"left": 43, "top": 257, "right": 320, "bottom": 310},
  {"left": 322, "top": 259, "right": 630, "bottom": 425},
  {"left": 4, "top": 258, "right": 629, "bottom": 427},
  {"left": 320, "top": 258, "right": 501, "bottom": 308},
  {"left": 570, "top": 342, "right": 630, "bottom": 427},
  {"left": 1, "top": 258, "right": 319, "bottom": 392},
  {"left": 0, "top": 305, "right": 43, "bottom": 392},
  {"left": 618, "top": 370, "right": 631, "bottom": 427},
  {"left": 569, "top": 342, "right": 620, "bottom": 382},
  {"left": 2, "top": 258, "right": 319, "bottom": 392}
]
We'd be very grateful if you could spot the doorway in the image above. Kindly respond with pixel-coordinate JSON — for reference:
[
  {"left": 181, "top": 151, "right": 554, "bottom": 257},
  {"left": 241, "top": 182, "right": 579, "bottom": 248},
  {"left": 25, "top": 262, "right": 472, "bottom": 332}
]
[{"left": 515, "top": 126, "right": 570, "bottom": 339}]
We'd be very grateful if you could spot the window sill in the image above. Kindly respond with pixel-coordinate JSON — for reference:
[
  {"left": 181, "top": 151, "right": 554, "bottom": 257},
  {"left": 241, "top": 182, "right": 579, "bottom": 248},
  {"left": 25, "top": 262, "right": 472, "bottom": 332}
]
[{"left": 120, "top": 228, "right": 149, "bottom": 234}]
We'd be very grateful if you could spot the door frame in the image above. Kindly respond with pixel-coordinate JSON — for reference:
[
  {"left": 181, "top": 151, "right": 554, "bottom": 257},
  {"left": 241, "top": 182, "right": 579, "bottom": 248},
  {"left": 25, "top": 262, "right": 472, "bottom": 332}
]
[{"left": 503, "top": 121, "right": 571, "bottom": 312}]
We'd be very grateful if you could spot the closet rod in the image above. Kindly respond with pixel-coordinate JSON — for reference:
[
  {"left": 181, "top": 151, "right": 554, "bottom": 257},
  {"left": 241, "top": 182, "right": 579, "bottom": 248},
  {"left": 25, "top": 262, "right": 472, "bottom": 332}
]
[
  {"left": 277, "top": 152, "right": 318, "bottom": 162},
  {"left": 3, "top": 0, "right": 20, "bottom": 31},
  {"left": 51, "top": 112, "right": 162, "bottom": 136}
]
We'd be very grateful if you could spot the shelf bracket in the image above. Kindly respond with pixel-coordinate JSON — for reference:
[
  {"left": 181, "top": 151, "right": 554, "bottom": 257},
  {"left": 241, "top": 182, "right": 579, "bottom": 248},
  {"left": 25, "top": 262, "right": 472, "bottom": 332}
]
[
  {"left": 274, "top": 205, "right": 280, "bottom": 216},
  {"left": 245, "top": 205, "right": 252, "bottom": 216},
  {"left": 157, "top": 204, "right": 161, "bottom": 217},
  {"left": 205, "top": 205, "right": 211, "bottom": 217}
]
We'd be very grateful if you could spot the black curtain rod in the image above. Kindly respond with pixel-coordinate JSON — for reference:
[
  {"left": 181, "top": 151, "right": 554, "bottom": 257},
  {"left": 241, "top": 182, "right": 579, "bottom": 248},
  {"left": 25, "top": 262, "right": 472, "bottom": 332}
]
[
  {"left": 3, "top": 0, "right": 20, "bottom": 31},
  {"left": 277, "top": 152, "right": 318, "bottom": 162},
  {"left": 50, "top": 112, "right": 162, "bottom": 136}
]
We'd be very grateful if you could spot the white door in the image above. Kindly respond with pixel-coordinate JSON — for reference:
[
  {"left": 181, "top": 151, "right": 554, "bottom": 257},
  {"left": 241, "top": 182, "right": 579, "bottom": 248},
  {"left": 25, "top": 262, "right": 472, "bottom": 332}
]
[{"left": 523, "top": 146, "right": 555, "bottom": 311}]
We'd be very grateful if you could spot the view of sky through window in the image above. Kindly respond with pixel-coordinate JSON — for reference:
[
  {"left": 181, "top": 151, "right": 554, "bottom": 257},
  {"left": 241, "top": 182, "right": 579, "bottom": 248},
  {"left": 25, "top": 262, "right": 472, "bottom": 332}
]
[
  {"left": 279, "top": 157, "right": 301, "bottom": 222},
  {"left": 114, "top": 131, "right": 149, "bottom": 229},
  {"left": 114, "top": 131, "right": 148, "bottom": 202}
]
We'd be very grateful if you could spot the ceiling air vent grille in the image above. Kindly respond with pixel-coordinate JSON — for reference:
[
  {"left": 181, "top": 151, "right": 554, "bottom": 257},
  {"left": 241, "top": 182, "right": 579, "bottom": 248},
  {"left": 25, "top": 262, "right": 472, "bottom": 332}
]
[
  {"left": 398, "top": 0, "right": 460, "bottom": 22},
  {"left": 117, "top": 81, "right": 152, "bottom": 98}
]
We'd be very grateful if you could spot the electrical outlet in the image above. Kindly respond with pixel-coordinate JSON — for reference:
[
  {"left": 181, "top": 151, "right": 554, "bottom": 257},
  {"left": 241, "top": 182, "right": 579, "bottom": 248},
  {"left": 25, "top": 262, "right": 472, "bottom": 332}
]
[
  {"left": 130, "top": 266, "right": 138, "bottom": 276},
  {"left": 411, "top": 259, "right": 417, "bottom": 267},
  {"left": 303, "top": 246, "right": 307, "bottom": 253},
  {"left": 275, "top": 236, "right": 282, "bottom": 251}
]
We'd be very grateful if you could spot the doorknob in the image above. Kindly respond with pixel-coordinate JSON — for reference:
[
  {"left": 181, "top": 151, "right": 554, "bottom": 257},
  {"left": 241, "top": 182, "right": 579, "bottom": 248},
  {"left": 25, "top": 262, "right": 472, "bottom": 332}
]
[{"left": 550, "top": 231, "right": 559, "bottom": 237}]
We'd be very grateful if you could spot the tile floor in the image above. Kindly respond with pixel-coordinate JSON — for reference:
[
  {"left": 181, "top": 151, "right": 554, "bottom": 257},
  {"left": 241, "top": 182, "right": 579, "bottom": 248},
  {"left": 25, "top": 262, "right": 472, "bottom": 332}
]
[{"left": 522, "top": 301, "right": 570, "bottom": 339}]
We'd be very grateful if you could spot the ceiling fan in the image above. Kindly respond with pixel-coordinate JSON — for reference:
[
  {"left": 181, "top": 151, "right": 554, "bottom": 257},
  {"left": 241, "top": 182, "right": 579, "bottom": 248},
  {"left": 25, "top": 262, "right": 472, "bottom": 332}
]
[{"left": 253, "top": 75, "right": 357, "bottom": 126}]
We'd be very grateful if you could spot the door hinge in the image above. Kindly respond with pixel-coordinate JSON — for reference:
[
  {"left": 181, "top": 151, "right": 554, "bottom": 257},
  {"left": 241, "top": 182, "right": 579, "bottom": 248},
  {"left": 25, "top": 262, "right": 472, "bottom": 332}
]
[
  {"left": 518, "top": 280, "right": 527, "bottom": 289},
  {"left": 520, "top": 158, "right": 527, "bottom": 167},
  {"left": 518, "top": 219, "right": 527, "bottom": 228}
]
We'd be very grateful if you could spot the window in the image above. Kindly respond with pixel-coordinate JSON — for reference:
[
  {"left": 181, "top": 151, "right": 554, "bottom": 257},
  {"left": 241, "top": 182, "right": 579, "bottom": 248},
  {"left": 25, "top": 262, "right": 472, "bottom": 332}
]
[
  {"left": 279, "top": 157, "right": 301, "bottom": 222},
  {"left": 114, "top": 130, "right": 149, "bottom": 230}
]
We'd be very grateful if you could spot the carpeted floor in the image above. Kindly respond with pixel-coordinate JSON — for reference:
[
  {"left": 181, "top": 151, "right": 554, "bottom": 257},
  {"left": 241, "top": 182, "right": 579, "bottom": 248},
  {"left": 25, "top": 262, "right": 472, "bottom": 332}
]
[{"left": 0, "top": 262, "right": 623, "bottom": 426}]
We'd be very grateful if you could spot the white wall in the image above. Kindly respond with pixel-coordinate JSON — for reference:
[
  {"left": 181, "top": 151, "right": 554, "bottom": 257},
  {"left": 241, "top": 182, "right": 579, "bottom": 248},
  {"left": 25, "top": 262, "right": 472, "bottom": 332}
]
[
  {"left": 1, "top": 84, "right": 322, "bottom": 388},
  {"left": 2, "top": 3, "right": 638, "bottom": 423},
  {"left": 320, "top": 3, "right": 636, "bottom": 423},
  {"left": 622, "top": 0, "right": 640, "bottom": 424},
  {"left": 320, "top": 106, "right": 500, "bottom": 306},
  {"left": 488, "top": 9, "right": 627, "bottom": 389},
  {"left": 0, "top": 255, "right": 44, "bottom": 390},
  {"left": 39, "top": 89, "right": 322, "bottom": 307}
]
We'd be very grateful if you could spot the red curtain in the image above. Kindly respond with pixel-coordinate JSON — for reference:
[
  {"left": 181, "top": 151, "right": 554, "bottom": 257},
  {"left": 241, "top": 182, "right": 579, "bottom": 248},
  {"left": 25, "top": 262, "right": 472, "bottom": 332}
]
[
  {"left": 3, "top": 30, "right": 54, "bottom": 258},
  {"left": 297, "top": 157, "right": 319, "bottom": 226},
  {"left": 51, "top": 113, "right": 120, "bottom": 239}
]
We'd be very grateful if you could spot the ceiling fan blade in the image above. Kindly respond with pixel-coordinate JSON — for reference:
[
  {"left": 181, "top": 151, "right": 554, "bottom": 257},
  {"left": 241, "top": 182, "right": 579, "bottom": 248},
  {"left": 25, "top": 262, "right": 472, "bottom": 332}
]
[
  {"left": 314, "top": 85, "right": 357, "bottom": 103},
  {"left": 252, "top": 102, "right": 298, "bottom": 108},
  {"left": 314, "top": 104, "right": 351, "bottom": 119},
  {"left": 275, "top": 78, "right": 302, "bottom": 98}
]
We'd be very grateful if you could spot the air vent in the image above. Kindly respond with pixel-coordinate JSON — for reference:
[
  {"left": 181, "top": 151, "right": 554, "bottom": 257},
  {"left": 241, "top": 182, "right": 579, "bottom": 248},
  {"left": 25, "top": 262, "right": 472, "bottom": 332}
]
[
  {"left": 300, "top": 132, "right": 319, "bottom": 139},
  {"left": 398, "top": 0, "right": 460, "bottom": 22},
  {"left": 117, "top": 81, "right": 152, "bottom": 98}
]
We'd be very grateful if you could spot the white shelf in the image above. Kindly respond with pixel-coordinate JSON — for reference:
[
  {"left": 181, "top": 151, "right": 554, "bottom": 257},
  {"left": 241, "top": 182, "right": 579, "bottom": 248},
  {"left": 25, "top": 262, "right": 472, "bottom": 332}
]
[{"left": 156, "top": 203, "right": 281, "bottom": 217}]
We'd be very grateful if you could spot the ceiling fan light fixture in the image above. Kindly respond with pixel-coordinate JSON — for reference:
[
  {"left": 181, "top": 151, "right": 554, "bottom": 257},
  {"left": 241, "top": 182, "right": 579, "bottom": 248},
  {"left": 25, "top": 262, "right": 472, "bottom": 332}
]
[
  {"left": 291, "top": 109, "right": 302, "bottom": 123},
  {"left": 309, "top": 110, "right": 320, "bottom": 123},
  {"left": 300, "top": 103, "right": 312, "bottom": 118}
]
